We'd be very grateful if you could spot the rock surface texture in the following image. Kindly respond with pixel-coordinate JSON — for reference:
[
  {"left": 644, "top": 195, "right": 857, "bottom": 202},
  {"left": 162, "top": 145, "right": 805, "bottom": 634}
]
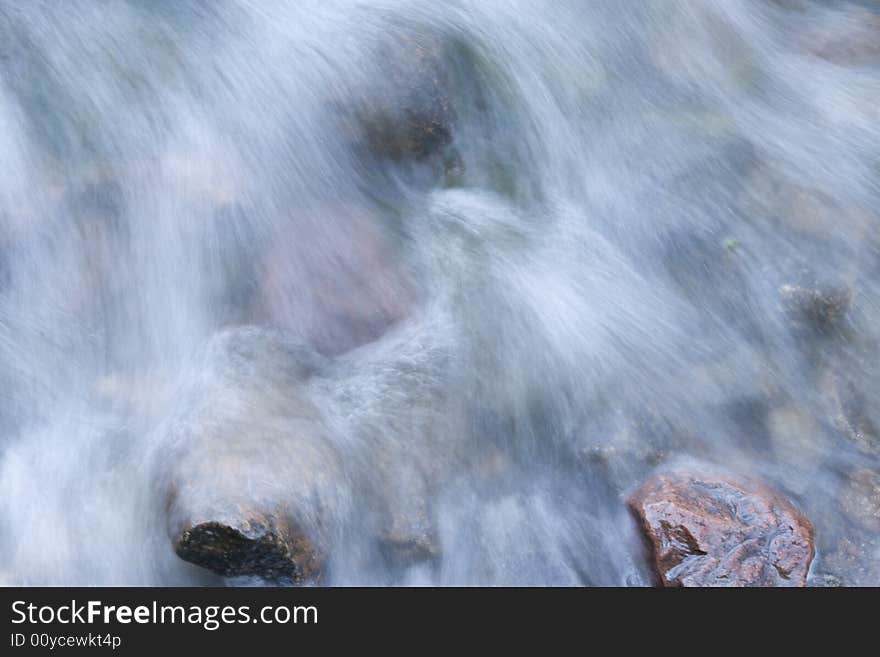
[
  {"left": 171, "top": 509, "right": 321, "bottom": 584},
  {"left": 780, "top": 283, "right": 852, "bottom": 330},
  {"left": 348, "top": 32, "right": 455, "bottom": 161},
  {"left": 161, "top": 327, "right": 341, "bottom": 584},
  {"left": 628, "top": 468, "right": 815, "bottom": 587}
]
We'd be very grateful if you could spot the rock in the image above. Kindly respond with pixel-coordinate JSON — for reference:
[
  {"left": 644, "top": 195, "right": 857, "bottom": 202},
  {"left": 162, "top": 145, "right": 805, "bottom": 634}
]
[
  {"left": 171, "top": 507, "right": 321, "bottom": 584},
  {"left": 349, "top": 32, "right": 455, "bottom": 160},
  {"left": 780, "top": 283, "right": 852, "bottom": 329},
  {"left": 767, "top": 404, "right": 828, "bottom": 493},
  {"left": 808, "top": 572, "right": 845, "bottom": 587},
  {"left": 379, "top": 525, "right": 441, "bottom": 567},
  {"left": 377, "top": 491, "right": 440, "bottom": 567},
  {"left": 253, "top": 206, "right": 413, "bottom": 355},
  {"left": 578, "top": 409, "right": 695, "bottom": 475},
  {"left": 819, "top": 535, "right": 880, "bottom": 586},
  {"left": 160, "top": 327, "right": 344, "bottom": 584},
  {"left": 368, "top": 446, "right": 443, "bottom": 569},
  {"left": 628, "top": 467, "right": 814, "bottom": 586},
  {"left": 819, "top": 367, "right": 879, "bottom": 455},
  {"left": 804, "top": 8, "right": 880, "bottom": 66},
  {"left": 838, "top": 468, "right": 880, "bottom": 532}
]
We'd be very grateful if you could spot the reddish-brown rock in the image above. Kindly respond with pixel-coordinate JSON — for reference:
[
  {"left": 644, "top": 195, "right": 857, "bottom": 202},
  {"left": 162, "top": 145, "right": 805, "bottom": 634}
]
[{"left": 628, "top": 468, "right": 814, "bottom": 587}]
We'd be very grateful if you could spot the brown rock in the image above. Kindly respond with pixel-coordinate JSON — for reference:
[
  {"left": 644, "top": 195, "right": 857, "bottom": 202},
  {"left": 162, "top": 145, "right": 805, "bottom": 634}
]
[{"left": 628, "top": 467, "right": 814, "bottom": 586}]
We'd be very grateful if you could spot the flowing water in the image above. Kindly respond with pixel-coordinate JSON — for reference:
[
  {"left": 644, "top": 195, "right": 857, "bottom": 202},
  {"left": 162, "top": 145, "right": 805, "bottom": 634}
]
[{"left": 0, "top": 0, "right": 878, "bottom": 586}]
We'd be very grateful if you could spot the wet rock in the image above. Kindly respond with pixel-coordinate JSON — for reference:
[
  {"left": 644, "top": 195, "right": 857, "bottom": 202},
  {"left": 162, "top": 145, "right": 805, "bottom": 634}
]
[
  {"left": 767, "top": 404, "right": 828, "bottom": 493},
  {"left": 43, "top": 175, "right": 131, "bottom": 325},
  {"left": 376, "top": 492, "right": 440, "bottom": 569},
  {"left": 808, "top": 572, "right": 845, "bottom": 587},
  {"left": 349, "top": 32, "right": 455, "bottom": 160},
  {"left": 198, "top": 203, "right": 262, "bottom": 325},
  {"left": 160, "top": 327, "right": 343, "bottom": 584},
  {"left": 253, "top": 206, "right": 413, "bottom": 355},
  {"left": 780, "top": 283, "right": 852, "bottom": 329},
  {"left": 171, "top": 507, "right": 321, "bottom": 584},
  {"left": 379, "top": 519, "right": 441, "bottom": 567},
  {"left": 628, "top": 467, "right": 814, "bottom": 586},
  {"left": 820, "top": 535, "right": 880, "bottom": 586},
  {"left": 372, "top": 452, "right": 442, "bottom": 568},
  {"left": 819, "top": 368, "right": 879, "bottom": 455},
  {"left": 804, "top": 8, "right": 880, "bottom": 66},
  {"left": 578, "top": 409, "right": 693, "bottom": 475},
  {"left": 687, "top": 343, "right": 781, "bottom": 408},
  {"left": 838, "top": 468, "right": 880, "bottom": 532}
]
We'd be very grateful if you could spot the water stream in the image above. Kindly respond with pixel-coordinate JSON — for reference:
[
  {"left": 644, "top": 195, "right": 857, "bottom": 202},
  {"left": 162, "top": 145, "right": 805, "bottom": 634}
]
[{"left": 0, "top": 0, "right": 878, "bottom": 585}]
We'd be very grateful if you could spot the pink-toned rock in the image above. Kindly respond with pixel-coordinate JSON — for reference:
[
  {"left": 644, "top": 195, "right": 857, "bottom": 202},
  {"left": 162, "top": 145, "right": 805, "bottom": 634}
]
[
  {"left": 628, "top": 467, "right": 814, "bottom": 587},
  {"left": 803, "top": 8, "right": 880, "bottom": 66},
  {"left": 252, "top": 205, "right": 413, "bottom": 355}
]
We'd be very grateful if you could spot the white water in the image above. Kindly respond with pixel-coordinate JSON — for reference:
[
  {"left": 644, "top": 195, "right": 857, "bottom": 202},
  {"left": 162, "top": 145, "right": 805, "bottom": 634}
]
[{"left": 0, "top": 0, "right": 878, "bottom": 585}]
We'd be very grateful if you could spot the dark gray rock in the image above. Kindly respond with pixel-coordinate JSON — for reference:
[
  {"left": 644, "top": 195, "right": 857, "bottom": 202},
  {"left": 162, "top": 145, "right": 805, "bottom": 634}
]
[
  {"left": 780, "top": 283, "right": 852, "bottom": 329},
  {"left": 349, "top": 32, "right": 455, "bottom": 160},
  {"left": 171, "top": 509, "right": 321, "bottom": 584}
]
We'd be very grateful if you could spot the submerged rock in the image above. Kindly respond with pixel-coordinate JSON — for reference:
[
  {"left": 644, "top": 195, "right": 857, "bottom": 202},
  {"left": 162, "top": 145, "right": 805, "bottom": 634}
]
[
  {"left": 378, "top": 495, "right": 440, "bottom": 567},
  {"left": 379, "top": 526, "right": 441, "bottom": 567},
  {"left": 819, "top": 535, "right": 880, "bottom": 586},
  {"left": 348, "top": 32, "right": 455, "bottom": 160},
  {"left": 819, "top": 367, "right": 879, "bottom": 456},
  {"left": 780, "top": 283, "right": 852, "bottom": 329},
  {"left": 767, "top": 404, "right": 828, "bottom": 494},
  {"left": 160, "top": 327, "right": 343, "bottom": 584},
  {"left": 804, "top": 8, "right": 880, "bottom": 66},
  {"left": 253, "top": 206, "right": 413, "bottom": 355},
  {"left": 628, "top": 467, "right": 814, "bottom": 586},
  {"left": 838, "top": 468, "right": 880, "bottom": 533}
]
